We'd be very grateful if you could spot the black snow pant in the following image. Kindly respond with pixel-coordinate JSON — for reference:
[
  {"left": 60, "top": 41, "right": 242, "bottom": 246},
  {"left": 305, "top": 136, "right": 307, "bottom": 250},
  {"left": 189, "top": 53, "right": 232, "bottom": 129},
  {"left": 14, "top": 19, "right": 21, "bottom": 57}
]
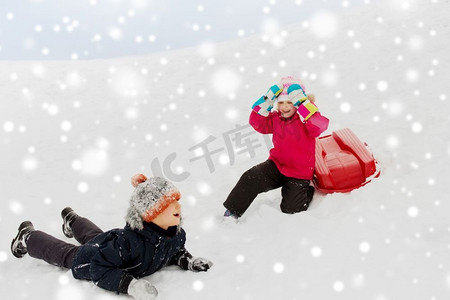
[
  {"left": 223, "top": 159, "right": 315, "bottom": 217},
  {"left": 27, "top": 215, "right": 103, "bottom": 269}
]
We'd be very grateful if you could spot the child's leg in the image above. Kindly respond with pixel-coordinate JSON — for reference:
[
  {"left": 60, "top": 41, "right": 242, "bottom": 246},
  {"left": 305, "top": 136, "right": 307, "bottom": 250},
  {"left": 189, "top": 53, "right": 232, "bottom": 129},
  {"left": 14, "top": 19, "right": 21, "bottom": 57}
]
[
  {"left": 27, "top": 231, "right": 79, "bottom": 268},
  {"left": 71, "top": 216, "right": 104, "bottom": 244},
  {"left": 280, "top": 178, "right": 315, "bottom": 214},
  {"left": 223, "top": 160, "right": 283, "bottom": 216}
]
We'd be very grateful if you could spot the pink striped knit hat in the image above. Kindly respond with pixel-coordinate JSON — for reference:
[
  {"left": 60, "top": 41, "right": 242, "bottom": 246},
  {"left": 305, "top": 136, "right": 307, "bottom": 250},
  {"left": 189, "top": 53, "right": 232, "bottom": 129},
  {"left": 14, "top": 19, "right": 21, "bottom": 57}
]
[{"left": 277, "top": 76, "right": 306, "bottom": 102}]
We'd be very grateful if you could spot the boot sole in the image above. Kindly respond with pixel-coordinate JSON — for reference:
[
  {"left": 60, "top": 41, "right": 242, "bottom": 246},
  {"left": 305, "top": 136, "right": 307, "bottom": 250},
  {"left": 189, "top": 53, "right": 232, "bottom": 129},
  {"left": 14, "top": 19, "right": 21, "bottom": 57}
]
[
  {"left": 61, "top": 207, "right": 75, "bottom": 238},
  {"left": 11, "top": 221, "right": 33, "bottom": 258}
]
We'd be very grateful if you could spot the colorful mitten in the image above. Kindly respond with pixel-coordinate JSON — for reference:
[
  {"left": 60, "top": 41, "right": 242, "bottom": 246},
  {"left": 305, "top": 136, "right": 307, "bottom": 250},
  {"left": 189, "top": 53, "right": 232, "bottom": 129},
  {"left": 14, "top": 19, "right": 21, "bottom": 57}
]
[
  {"left": 252, "top": 84, "right": 283, "bottom": 117},
  {"left": 298, "top": 100, "right": 319, "bottom": 121},
  {"left": 287, "top": 83, "right": 308, "bottom": 108}
]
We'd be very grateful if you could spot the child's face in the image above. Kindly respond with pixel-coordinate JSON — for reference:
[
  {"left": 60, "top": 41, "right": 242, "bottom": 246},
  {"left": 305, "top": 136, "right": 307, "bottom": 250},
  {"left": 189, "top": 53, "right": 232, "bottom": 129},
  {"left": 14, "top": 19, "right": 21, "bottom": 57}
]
[
  {"left": 152, "top": 201, "right": 181, "bottom": 230},
  {"left": 277, "top": 101, "right": 297, "bottom": 118}
]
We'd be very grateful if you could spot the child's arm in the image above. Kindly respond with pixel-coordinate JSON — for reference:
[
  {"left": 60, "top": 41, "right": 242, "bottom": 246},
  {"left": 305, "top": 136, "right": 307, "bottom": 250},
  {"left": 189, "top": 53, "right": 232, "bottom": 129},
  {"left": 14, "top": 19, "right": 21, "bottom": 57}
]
[
  {"left": 88, "top": 235, "right": 156, "bottom": 296},
  {"left": 290, "top": 89, "right": 329, "bottom": 137},
  {"left": 248, "top": 84, "right": 282, "bottom": 134},
  {"left": 304, "top": 112, "right": 329, "bottom": 137},
  {"left": 171, "top": 248, "right": 213, "bottom": 272},
  {"left": 288, "top": 84, "right": 320, "bottom": 122},
  {"left": 249, "top": 110, "right": 274, "bottom": 134},
  {"left": 252, "top": 84, "right": 282, "bottom": 117},
  {"left": 298, "top": 100, "right": 329, "bottom": 137}
]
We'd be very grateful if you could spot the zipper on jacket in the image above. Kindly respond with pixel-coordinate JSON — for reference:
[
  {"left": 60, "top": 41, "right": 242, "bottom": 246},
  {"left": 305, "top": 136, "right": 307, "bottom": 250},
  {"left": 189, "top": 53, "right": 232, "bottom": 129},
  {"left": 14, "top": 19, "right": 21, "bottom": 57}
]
[{"left": 122, "top": 262, "right": 142, "bottom": 271}]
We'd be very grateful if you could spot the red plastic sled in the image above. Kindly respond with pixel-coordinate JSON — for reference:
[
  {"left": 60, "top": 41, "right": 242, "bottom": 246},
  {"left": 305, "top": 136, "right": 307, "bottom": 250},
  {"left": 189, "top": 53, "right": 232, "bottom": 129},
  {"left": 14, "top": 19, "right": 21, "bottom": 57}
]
[{"left": 313, "top": 128, "right": 380, "bottom": 193}]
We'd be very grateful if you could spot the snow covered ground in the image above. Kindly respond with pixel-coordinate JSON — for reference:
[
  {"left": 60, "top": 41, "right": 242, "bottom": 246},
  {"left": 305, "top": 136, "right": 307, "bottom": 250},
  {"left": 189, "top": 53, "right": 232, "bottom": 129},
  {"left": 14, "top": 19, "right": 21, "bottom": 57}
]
[{"left": 1, "top": 0, "right": 450, "bottom": 299}]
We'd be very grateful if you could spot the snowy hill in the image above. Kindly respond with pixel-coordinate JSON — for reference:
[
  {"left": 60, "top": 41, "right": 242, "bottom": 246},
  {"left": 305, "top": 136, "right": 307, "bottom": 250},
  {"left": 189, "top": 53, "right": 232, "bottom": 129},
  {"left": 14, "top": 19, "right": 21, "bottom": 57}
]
[{"left": 1, "top": 0, "right": 450, "bottom": 299}]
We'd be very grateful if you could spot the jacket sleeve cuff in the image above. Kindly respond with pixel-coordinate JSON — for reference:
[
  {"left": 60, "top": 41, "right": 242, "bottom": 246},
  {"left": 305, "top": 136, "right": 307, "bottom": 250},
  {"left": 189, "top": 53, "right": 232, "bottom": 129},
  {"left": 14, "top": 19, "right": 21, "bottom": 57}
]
[
  {"left": 174, "top": 248, "right": 193, "bottom": 270},
  {"left": 252, "top": 96, "right": 272, "bottom": 117},
  {"left": 297, "top": 100, "right": 318, "bottom": 121},
  {"left": 118, "top": 273, "right": 135, "bottom": 294}
]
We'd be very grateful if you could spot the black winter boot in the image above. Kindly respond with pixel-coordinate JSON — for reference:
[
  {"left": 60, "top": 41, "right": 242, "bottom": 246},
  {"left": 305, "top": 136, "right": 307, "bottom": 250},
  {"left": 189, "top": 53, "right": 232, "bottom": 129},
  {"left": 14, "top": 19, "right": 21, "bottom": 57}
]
[
  {"left": 61, "top": 207, "right": 78, "bottom": 238},
  {"left": 11, "top": 221, "right": 35, "bottom": 258}
]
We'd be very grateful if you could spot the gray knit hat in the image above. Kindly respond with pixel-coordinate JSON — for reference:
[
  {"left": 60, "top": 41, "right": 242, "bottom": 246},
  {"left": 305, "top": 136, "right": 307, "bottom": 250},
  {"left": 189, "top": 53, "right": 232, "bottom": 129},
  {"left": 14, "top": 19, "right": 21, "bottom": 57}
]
[{"left": 126, "top": 174, "right": 181, "bottom": 230}]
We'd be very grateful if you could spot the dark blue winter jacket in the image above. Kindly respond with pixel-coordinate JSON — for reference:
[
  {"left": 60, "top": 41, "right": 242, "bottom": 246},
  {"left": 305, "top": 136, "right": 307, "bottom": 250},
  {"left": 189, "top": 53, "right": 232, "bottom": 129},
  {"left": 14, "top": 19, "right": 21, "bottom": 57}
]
[{"left": 71, "top": 222, "right": 187, "bottom": 293}]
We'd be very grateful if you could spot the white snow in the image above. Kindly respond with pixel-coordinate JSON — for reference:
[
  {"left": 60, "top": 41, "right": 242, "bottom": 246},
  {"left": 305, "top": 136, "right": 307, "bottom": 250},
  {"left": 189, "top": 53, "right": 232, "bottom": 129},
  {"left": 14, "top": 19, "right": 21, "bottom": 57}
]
[{"left": 1, "top": 0, "right": 450, "bottom": 299}]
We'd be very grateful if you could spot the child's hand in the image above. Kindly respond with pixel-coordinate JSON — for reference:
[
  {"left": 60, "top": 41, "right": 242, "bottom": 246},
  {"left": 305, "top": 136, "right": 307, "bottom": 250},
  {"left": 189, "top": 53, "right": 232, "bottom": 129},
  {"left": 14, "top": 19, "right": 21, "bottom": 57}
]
[
  {"left": 176, "top": 250, "right": 213, "bottom": 272},
  {"left": 252, "top": 84, "right": 283, "bottom": 117},
  {"left": 128, "top": 279, "right": 158, "bottom": 299},
  {"left": 265, "top": 84, "right": 283, "bottom": 101},
  {"left": 287, "top": 84, "right": 308, "bottom": 108},
  {"left": 188, "top": 257, "right": 213, "bottom": 272}
]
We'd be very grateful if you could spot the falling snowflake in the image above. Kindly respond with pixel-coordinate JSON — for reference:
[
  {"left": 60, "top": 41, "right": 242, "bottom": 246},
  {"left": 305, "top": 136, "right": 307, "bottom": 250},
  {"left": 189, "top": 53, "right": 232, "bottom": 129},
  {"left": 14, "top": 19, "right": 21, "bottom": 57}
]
[
  {"left": 333, "top": 281, "right": 345, "bottom": 292},
  {"left": 377, "top": 81, "right": 388, "bottom": 92},
  {"left": 9, "top": 200, "right": 24, "bottom": 215},
  {"left": 407, "top": 206, "right": 419, "bottom": 218},
  {"left": 193, "top": 280, "right": 204, "bottom": 291},
  {"left": 108, "top": 26, "right": 123, "bottom": 40},
  {"left": 386, "top": 135, "right": 400, "bottom": 149},
  {"left": 359, "top": 241, "right": 371, "bottom": 253},
  {"left": 310, "top": 246, "right": 323, "bottom": 258},
  {"left": 273, "top": 262, "right": 285, "bottom": 274},
  {"left": 411, "top": 122, "right": 423, "bottom": 133},
  {"left": 309, "top": 12, "right": 338, "bottom": 39},
  {"left": 340, "top": 102, "right": 352, "bottom": 113},
  {"left": 60, "top": 121, "right": 72, "bottom": 132},
  {"left": 236, "top": 254, "right": 245, "bottom": 263},
  {"left": 197, "top": 181, "right": 212, "bottom": 196},
  {"left": 77, "top": 182, "right": 89, "bottom": 193},
  {"left": 22, "top": 156, "right": 38, "bottom": 172},
  {"left": 78, "top": 148, "right": 109, "bottom": 176},
  {"left": 211, "top": 68, "right": 242, "bottom": 97},
  {"left": 3, "top": 121, "right": 14, "bottom": 133}
]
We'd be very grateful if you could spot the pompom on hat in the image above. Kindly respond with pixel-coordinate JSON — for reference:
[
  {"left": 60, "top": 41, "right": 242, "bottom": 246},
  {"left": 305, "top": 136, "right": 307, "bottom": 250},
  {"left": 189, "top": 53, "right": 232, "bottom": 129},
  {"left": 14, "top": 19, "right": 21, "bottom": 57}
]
[{"left": 126, "top": 174, "right": 181, "bottom": 230}]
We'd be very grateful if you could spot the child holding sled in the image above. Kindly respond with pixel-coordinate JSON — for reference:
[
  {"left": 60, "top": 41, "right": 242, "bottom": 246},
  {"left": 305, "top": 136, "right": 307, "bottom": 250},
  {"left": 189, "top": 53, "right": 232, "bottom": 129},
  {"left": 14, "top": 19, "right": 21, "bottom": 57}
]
[
  {"left": 11, "top": 174, "right": 212, "bottom": 299},
  {"left": 223, "top": 76, "right": 329, "bottom": 218}
]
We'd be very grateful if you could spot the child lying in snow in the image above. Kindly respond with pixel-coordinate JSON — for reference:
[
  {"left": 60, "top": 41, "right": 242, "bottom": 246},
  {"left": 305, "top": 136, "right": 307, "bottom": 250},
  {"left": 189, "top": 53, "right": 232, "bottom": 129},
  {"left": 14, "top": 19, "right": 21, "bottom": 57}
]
[
  {"left": 223, "top": 76, "right": 329, "bottom": 219},
  {"left": 11, "top": 174, "right": 212, "bottom": 299}
]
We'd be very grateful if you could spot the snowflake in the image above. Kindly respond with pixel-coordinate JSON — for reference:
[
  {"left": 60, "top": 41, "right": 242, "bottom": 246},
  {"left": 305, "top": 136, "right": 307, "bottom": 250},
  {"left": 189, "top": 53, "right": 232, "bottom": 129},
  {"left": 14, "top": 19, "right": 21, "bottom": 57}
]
[
  {"left": 411, "top": 122, "right": 423, "bottom": 133},
  {"left": 310, "top": 12, "right": 338, "bottom": 39},
  {"left": 377, "top": 81, "right": 388, "bottom": 92},
  {"left": 22, "top": 156, "right": 38, "bottom": 172},
  {"left": 236, "top": 254, "right": 245, "bottom": 263},
  {"left": 359, "top": 241, "right": 371, "bottom": 253},
  {"left": 333, "top": 281, "right": 345, "bottom": 292},
  {"left": 310, "top": 246, "right": 323, "bottom": 258},
  {"left": 273, "top": 262, "right": 284, "bottom": 274},
  {"left": 211, "top": 68, "right": 242, "bottom": 97},
  {"left": 197, "top": 181, "right": 212, "bottom": 196},
  {"left": 3, "top": 121, "right": 14, "bottom": 133},
  {"left": 77, "top": 182, "right": 89, "bottom": 193},
  {"left": 193, "top": 280, "right": 204, "bottom": 291},
  {"left": 407, "top": 206, "right": 419, "bottom": 218},
  {"left": 9, "top": 200, "right": 24, "bottom": 215}
]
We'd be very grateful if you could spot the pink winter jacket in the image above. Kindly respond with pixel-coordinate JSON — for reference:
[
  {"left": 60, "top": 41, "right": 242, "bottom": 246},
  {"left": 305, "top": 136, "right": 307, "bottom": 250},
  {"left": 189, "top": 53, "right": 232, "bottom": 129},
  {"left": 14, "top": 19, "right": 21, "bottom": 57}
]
[{"left": 250, "top": 110, "right": 329, "bottom": 180}]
